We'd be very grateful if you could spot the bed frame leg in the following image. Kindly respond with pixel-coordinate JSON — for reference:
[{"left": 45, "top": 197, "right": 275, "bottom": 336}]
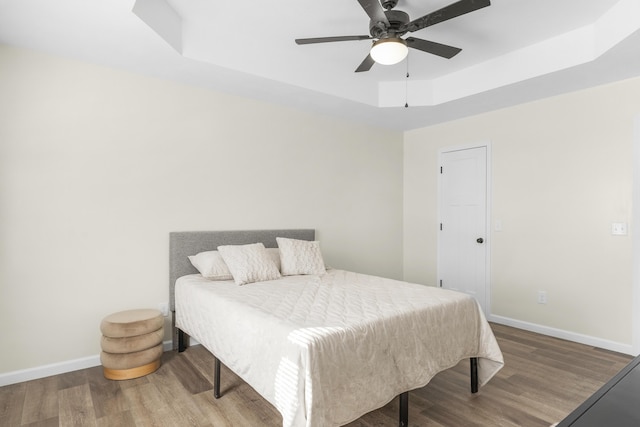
[
  {"left": 470, "top": 357, "right": 479, "bottom": 393},
  {"left": 399, "top": 392, "right": 408, "bottom": 427},
  {"left": 178, "top": 329, "right": 188, "bottom": 353},
  {"left": 214, "top": 357, "right": 221, "bottom": 399}
]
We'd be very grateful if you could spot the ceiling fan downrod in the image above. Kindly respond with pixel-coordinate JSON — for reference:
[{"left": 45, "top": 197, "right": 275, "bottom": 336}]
[{"left": 381, "top": 0, "right": 398, "bottom": 10}]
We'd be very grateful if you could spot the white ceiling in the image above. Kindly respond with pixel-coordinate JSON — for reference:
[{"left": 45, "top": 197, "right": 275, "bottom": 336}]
[{"left": 1, "top": 0, "right": 640, "bottom": 131}]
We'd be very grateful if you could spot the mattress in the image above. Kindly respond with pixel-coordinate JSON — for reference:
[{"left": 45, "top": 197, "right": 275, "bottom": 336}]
[{"left": 175, "top": 269, "right": 504, "bottom": 427}]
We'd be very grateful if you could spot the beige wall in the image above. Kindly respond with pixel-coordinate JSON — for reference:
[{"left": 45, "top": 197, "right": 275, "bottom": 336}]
[
  {"left": 0, "top": 45, "right": 404, "bottom": 374},
  {"left": 404, "top": 78, "right": 638, "bottom": 348},
  {"left": 3, "top": 41, "right": 638, "bottom": 377}
]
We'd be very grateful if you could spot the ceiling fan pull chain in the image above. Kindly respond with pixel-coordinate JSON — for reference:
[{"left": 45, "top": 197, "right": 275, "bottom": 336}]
[{"left": 405, "top": 54, "right": 410, "bottom": 108}]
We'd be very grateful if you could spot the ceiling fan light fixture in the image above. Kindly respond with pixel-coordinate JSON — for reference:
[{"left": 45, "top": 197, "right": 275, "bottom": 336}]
[{"left": 370, "top": 37, "right": 408, "bottom": 65}]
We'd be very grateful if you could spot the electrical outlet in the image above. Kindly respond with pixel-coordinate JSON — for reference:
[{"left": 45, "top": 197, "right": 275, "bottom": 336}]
[
  {"left": 611, "top": 222, "right": 628, "bottom": 236},
  {"left": 158, "top": 302, "right": 169, "bottom": 317},
  {"left": 537, "top": 291, "right": 547, "bottom": 304}
]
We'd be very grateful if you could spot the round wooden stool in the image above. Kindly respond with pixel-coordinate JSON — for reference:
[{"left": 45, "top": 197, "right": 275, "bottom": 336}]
[{"left": 100, "top": 309, "right": 164, "bottom": 380}]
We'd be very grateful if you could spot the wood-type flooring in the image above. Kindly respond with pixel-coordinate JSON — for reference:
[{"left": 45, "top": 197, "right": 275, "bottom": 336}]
[{"left": 0, "top": 323, "right": 632, "bottom": 426}]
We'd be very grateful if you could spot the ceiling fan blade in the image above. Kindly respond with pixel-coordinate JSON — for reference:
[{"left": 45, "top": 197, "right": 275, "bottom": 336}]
[
  {"left": 295, "top": 35, "right": 372, "bottom": 45},
  {"left": 355, "top": 54, "right": 375, "bottom": 73},
  {"left": 406, "top": 37, "right": 462, "bottom": 59},
  {"left": 405, "top": 0, "right": 490, "bottom": 33},
  {"left": 357, "top": 0, "right": 390, "bottom": 26}
]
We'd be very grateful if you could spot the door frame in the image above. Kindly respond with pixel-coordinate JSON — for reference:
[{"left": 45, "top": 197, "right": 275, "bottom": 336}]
[
  {"left": 437, "top": 141, "right": 492, "bottom": 316},
  {"left": 632, "top": 116, "right": 640, "bottom": 355}
]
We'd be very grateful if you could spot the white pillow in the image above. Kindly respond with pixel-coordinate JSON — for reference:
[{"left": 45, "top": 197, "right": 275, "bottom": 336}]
[
  {"left": 217, "top": 243, "right": 281, "bottom": 285},
  {"left": 187, "top": 251, "right": 233, "bottom": 280},
  {"left": 276, "top": 237, "right": 326, "bottom": 276}
]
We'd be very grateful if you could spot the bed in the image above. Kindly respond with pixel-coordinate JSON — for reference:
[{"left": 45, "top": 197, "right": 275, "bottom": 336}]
[{"left": 170, "top": 229, "right": 504, "bottom": 427}]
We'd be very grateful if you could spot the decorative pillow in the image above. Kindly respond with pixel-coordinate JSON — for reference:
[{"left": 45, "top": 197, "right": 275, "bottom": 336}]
[
  {"left": 276, "top": 237, "right": 326, "bottom": 276},
  {"left": 217, "top": 243, "right": 281, "bottom": 285},
  {"left": 187, "top": 251, "right": 233, "bottom": 280}
]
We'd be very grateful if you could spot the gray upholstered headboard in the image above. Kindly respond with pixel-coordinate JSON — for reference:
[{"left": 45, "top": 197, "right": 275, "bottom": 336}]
[{"left": 169, "top": 229, "right": 315, "bottom": 312}]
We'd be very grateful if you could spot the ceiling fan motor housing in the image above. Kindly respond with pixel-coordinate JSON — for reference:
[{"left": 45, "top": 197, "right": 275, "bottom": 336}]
[{"left": 369, "top": 9, "right": 410, "bottom": 38}]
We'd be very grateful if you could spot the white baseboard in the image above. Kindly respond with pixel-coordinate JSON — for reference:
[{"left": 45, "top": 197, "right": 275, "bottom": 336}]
[
  {"left": 0, "top": 354, "right": 101, "bottom": 387},
  {"left": 0, "top": 340, "right": 174, "bottom": 387},
  {"left": 489, "top": 314, "right": 635, "bottom": 355}
]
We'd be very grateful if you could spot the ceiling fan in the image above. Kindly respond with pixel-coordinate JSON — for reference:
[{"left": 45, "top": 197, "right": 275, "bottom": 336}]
[{"left": 295, "top": 0, "right": 491, "bottom": 72}]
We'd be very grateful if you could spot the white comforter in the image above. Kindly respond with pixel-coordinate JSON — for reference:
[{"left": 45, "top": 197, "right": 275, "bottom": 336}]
[{"left": 175, "top": 269, "right": 503, "bottom": 427}]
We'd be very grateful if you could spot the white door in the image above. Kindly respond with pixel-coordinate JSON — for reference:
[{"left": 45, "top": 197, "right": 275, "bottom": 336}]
[{"left": 438, "top": 145, "right": 488, "bottom": 313}]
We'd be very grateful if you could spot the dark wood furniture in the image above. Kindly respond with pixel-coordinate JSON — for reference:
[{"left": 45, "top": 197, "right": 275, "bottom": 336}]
[{"left": 557, "top": 354, "right": 640, "bottom": 426}]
